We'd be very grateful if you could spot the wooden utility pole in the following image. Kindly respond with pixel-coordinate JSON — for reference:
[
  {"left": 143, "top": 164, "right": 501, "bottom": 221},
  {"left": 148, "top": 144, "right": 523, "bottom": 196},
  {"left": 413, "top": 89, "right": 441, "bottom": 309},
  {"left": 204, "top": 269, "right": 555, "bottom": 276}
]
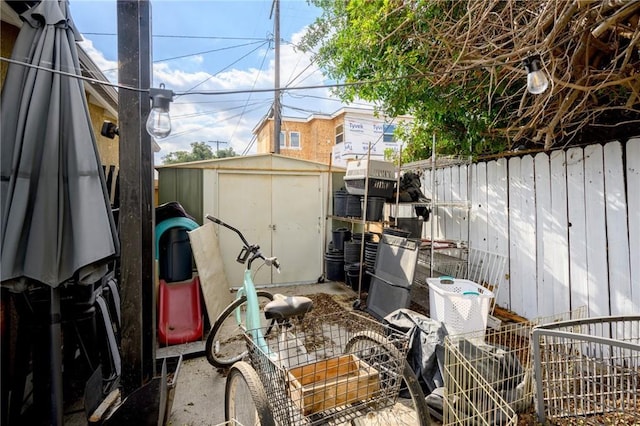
[
  {"left": 271, "top": 0, "right": 281, "bottom": 154},
  {"left": 208, "top": 140, "right": 228, "bottom": 153}
]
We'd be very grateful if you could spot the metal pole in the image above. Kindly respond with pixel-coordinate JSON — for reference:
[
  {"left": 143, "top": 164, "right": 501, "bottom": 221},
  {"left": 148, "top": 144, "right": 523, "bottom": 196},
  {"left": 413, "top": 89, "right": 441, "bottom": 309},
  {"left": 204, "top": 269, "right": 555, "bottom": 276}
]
[
  {"left": 357, "top": 143, "right": 372, "bottom": 298},
  {"left": 394, "top": 144, "right": 403, "bottom": 227},
  {"left": 49, "top": 287, "right": 63, "bottom": 426},
  {"left": 430, "top": 132, "right": 436, "bottom": 277}
]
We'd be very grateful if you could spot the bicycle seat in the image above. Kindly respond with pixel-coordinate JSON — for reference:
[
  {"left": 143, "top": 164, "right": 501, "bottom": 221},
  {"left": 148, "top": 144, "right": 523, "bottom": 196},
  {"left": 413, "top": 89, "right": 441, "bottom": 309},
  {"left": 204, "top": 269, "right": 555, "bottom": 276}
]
[{"left": 263, "top": 294, "right": 313, "bottom": 320}]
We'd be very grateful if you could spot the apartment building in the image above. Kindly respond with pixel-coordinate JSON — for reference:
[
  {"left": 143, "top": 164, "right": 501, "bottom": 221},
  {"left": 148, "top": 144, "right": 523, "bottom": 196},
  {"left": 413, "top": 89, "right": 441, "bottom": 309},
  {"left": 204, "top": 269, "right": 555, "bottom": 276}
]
[{"left": 253, "top": 107, "right": 412, "bottom": 167}]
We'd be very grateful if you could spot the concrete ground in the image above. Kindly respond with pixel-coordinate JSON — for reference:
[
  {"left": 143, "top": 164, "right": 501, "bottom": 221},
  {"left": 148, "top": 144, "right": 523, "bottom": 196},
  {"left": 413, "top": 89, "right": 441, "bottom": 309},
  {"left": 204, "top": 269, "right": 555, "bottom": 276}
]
[{"left": 165, "top": 281, "right": 358, "bottom": 426}]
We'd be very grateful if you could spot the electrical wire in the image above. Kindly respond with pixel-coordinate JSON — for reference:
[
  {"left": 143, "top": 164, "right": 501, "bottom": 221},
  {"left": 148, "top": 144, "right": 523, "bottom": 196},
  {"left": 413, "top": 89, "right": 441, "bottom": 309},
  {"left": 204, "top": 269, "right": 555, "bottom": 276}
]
[
  {"left": 161, "top": 103, "right": 268, "bottom": 140},
  {"left": 171, "top": 100, "right": 271, "bottom": 119},
  {"left": 82, "top": 32, "right": 268, "bottom": 42},
  {"left": 100, "top": 40, "right": 268, "bottom": 72},
  {"left": 241, "top": 134, "right": 259, "bottom": 156},
  {"left": 230, "top": 36, "right": 272, "bottom": 150},
  {"left": 288, "top": 92, "right": 373, "bottom": 108},
  {"left": 176, "top": 40, "right": 270, "bottom": 97},
  {"left": 155, "top": 40, "right": 266, "bottom": 64},
  {"left": 1, "top": 54, "right": 522, "bottom": 98}
]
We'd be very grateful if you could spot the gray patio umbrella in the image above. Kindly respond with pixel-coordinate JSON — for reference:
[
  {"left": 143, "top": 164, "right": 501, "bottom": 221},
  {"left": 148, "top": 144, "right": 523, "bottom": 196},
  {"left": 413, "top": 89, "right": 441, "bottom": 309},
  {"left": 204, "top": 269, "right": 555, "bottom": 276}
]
[
  {"left": 1, "top": 0, "right": 118, "bottom": 287},
  {"left": 0, "top": 0, "right": 119, "bottom": 423}
]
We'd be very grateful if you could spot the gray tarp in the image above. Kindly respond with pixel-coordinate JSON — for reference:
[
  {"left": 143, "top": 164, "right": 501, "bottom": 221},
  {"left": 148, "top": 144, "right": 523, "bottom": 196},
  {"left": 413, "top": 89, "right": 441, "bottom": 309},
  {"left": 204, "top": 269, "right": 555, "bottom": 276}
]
[
  {"left": 385, "top": 309, "right": 528, "bottom": 423},
  {"left": 384, "top": 308, "right": 448, "bottom": 393},
  {"left": 1, "top": 0, "right": 119, "bottom": 289}
]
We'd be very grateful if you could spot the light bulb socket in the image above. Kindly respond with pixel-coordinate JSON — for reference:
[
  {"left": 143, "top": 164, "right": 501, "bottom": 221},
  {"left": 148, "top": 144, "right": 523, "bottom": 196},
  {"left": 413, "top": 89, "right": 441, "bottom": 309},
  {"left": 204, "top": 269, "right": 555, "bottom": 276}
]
[
  {"left": 149, "top": 86, "right": 174, "bottom": 110},
  {"left": 523, "top": 55, "right": 543, "bottom": 73}
]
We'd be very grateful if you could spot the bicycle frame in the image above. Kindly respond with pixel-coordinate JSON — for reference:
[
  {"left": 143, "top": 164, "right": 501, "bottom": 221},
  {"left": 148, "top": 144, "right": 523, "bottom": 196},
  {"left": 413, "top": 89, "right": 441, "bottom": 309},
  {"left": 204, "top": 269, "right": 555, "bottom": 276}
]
[
  {"left": 207, "top": 215, "right": 274, "bottom": 356},
  {"left": 240, "top": 269, "right": 270, "bottom": 354}
]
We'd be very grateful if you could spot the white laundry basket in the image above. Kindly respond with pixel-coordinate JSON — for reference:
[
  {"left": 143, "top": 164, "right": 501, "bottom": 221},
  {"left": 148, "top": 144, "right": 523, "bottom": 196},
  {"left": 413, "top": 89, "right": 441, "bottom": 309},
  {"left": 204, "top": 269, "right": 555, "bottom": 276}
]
[{"left": 427, "top": 277, "right": 494, "bottom": 341}]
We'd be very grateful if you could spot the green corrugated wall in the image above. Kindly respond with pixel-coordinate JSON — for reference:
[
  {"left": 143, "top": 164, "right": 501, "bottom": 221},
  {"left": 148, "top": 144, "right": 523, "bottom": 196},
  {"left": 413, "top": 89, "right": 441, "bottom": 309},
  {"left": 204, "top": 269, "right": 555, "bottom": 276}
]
[{"left": 157, "top": 168, "right": 203, "bottom": 224}]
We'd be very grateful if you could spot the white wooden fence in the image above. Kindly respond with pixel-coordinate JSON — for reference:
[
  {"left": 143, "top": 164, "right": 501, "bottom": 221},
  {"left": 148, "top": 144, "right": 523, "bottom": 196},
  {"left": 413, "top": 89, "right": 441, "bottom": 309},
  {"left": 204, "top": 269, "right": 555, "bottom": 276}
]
[{"left": 420, "top": 138, "right": 639, "bottom": 320}]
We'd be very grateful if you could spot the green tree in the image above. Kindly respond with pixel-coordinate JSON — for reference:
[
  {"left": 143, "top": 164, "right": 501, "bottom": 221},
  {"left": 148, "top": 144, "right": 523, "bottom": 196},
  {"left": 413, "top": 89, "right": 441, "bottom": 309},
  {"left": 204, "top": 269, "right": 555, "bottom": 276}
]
[
  {"left": 215, "top": 147, "right": 236, "bottom": 158},
  {"left": 302, "top": 1, "right": 640, "bottom": 160},
  {"left": 301, "top": 1, "right": 504, "bottom": 161},
  {"left": 162, "top": 141, "right": 217, "bottom": 164}
]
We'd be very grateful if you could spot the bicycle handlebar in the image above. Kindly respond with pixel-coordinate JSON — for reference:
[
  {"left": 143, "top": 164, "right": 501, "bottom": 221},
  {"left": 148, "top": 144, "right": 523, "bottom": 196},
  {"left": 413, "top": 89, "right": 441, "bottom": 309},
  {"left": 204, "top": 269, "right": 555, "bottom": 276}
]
[
  {"left": 206, "top": 214, "right": 280, "bottom": 272},
  {"left": 265, "top": 256, "right": 280, "bottom": 273},
  {"left": 206, "top": 214, "right": 251, "bottom": 248}
]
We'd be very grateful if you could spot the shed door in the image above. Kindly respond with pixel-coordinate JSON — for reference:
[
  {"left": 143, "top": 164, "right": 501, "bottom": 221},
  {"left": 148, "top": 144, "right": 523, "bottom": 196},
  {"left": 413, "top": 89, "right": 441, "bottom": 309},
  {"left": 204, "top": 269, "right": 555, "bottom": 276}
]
[
  {"left": 217, "top": 173, "right": 272, "bottom": 288},
  {"left": 271, "top": 174, "right": 322, "bottom": 285},
  {"left": 217, "top": 172, "right": 322, "bottom": 287}
]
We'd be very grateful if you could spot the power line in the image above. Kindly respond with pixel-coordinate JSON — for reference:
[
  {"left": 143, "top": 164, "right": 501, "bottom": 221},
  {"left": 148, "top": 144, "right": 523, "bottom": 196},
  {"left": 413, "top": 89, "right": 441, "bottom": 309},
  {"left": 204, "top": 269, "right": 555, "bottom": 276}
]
[
  {"left": 171, "top": 100, "right": 271, "bottom": 119},
  {"left": 176, "top": 40, "right": 270, "bottom": 97},
  {"left": 81, "top": 32, "right": 268, "bottom": 42},
  {"left": 100, "top": 40, "right": 267, "bottom": 73},
  {"left": 155, "top": 40, "right": 265, "bottom": 64},
  {"left": 230, "top": 33, "right": 272, "bottom": 146},
  {"left": 2, "top": 55, "right": 518, "bottom": 99},
  {"left": 161, "top": 104, "right": 267, "bottom": 140}
]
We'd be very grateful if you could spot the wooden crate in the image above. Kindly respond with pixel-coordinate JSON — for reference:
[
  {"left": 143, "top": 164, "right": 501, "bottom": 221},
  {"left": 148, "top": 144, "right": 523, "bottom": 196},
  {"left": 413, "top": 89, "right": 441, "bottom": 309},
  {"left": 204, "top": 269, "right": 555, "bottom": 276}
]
[{"left": 288, "top": 354, "right": 380, "bottom": 415}]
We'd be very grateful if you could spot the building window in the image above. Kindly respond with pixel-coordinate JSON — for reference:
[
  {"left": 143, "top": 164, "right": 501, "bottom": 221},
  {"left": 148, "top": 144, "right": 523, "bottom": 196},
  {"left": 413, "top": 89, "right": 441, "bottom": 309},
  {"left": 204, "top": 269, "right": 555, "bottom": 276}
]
[
  {"left": 290, "top": 132, "right": 300, "bottom": 149},
  {"left": 383, "top": 124, "right": 396, "bottom": 143},
  {"left": 335, "top": 124, "right": 344, "bottom": 144},
  {"left": 279, "top": 131, "right": 286, "bottom": 148}
]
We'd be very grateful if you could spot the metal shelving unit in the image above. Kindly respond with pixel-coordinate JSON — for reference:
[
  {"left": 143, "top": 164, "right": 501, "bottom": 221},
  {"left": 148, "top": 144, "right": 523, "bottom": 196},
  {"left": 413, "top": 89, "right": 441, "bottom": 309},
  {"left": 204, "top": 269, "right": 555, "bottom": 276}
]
[{"left": 401, "top": 133, "right": 472, "bottom": 280}]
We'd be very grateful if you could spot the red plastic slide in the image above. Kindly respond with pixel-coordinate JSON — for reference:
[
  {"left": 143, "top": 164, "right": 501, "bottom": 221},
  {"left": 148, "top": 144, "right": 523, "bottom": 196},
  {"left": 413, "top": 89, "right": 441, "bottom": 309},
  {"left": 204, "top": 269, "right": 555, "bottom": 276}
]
[{"left": 158, "top": 276, "right": 203, "bottom": 346}]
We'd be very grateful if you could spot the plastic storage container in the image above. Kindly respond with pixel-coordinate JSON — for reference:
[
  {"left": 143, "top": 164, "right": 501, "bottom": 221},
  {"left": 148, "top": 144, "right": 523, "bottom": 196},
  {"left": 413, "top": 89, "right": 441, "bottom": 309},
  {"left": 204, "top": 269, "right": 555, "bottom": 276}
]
[
  {"left": 159, "top": 227, "right": 193, "bottom": 282},
  {"left": 427, "top": 277, "right": 494, "bottom": 341},
  {"left": 344, "top": 159, "right": 396, "bottom": 198}
]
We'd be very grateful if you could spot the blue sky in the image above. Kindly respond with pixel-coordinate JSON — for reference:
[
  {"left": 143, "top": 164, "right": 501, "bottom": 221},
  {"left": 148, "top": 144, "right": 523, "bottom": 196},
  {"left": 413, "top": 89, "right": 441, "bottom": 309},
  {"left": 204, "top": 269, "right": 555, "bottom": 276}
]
[{"left": 68, "top": 0, "right": 362, "bottom": 163}]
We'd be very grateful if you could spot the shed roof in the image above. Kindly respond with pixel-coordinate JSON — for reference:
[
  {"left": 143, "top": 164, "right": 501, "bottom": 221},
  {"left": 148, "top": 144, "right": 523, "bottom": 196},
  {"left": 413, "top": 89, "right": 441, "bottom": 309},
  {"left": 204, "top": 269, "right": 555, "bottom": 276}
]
[{"left": 155, "top": 153, "right": 346, "bottom": 172}]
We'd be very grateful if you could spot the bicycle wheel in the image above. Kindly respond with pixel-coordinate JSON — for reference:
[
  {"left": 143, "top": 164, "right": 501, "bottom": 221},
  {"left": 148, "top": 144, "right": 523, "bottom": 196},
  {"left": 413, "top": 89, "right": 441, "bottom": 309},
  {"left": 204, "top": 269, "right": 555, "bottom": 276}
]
[
  {"left": 205, "top": 291, "right": 274, "bottom": 368},
  {"left": 345, "top": 331, "right": 432, "bottom": 426},
  {"left": 225, "top": 361, "right": 275, "bottom": 426}
]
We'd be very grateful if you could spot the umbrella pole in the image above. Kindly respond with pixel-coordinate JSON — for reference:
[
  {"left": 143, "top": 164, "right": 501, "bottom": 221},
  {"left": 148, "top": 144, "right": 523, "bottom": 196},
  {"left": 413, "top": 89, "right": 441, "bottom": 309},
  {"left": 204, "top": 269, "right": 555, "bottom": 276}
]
[{"left": 50, "top": 287, "right": 63, "bottom": 425}]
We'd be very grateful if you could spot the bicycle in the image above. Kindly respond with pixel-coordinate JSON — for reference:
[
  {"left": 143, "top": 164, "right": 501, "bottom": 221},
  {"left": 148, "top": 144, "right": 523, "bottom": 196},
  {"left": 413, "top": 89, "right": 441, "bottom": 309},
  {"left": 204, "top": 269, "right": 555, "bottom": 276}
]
[
  {"left": 204, "top": 215, "right": 431, "bottom": 425},
  {"left": 204, "top": 215, "right": 280, "bottom": 368}
]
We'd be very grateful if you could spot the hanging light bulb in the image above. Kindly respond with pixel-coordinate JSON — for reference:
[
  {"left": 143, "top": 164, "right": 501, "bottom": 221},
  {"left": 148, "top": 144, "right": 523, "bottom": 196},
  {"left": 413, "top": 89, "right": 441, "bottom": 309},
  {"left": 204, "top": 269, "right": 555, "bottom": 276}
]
[
  {"left": 523, "top": 55, "right": 549, "bottom": 94},
  {"left": 146, "top": 83, "right": 174, "bottom": 138}
]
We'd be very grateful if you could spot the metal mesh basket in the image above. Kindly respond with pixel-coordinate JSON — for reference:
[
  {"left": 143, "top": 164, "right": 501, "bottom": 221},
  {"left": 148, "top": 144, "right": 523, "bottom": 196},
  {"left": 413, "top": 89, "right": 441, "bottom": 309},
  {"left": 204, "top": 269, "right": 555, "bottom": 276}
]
[
  {"left": 443, "top": 307, "right": 587, "bottom": 425},
  {"left": 532, "top": 315, "right": 640, "bottom": 425},
  {"left": 244, "top": 311, "right": 410, "bottom": 425},
  {"left": 417, "top": 248, "right": 468, "bottom": 279}
]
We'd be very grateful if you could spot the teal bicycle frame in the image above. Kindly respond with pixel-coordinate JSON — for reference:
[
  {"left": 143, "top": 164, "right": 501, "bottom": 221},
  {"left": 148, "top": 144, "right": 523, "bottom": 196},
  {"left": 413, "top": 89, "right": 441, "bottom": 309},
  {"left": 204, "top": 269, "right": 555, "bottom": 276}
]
[{"left": 207, "top": 215, "right": 276, "bottom": 357}]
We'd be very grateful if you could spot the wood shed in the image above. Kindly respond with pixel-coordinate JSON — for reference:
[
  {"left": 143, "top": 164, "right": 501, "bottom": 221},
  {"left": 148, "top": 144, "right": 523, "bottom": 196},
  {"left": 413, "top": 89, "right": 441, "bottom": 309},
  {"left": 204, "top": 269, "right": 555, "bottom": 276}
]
[{"left": 156, "top": 154, "right": 345, "bottom": 287}]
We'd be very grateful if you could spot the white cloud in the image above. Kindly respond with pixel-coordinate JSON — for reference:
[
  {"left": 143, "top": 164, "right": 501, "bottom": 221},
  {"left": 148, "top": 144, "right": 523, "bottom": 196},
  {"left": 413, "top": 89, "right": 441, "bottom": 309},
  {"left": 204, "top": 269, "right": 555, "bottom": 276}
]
[
  {"left": 81, "top": 24, "right": 349, "bottom": 164},
  {"left": 78, "top": 39, "right": 118, "bottom": 83}
]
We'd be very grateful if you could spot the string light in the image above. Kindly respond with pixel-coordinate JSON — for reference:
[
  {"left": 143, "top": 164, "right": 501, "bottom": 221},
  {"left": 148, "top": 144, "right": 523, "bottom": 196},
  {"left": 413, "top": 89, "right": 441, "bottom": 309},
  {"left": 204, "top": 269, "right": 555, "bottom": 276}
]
[
  {"left": 523, "top": 55, "right": 549, "bottom": 94},
  {"left": 146, "top": 84, "right": 174, "bottom": 139}
]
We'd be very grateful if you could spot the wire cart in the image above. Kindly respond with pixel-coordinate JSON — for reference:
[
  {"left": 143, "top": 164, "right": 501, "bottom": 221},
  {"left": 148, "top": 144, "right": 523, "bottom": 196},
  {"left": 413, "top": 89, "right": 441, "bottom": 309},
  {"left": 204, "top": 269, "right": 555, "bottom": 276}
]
[
  {"left": 244, "top": 311, "right": 412, "bottom": 425},
  {"left": 532, "top": 315, "right": 640, "bottom": 425}
]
